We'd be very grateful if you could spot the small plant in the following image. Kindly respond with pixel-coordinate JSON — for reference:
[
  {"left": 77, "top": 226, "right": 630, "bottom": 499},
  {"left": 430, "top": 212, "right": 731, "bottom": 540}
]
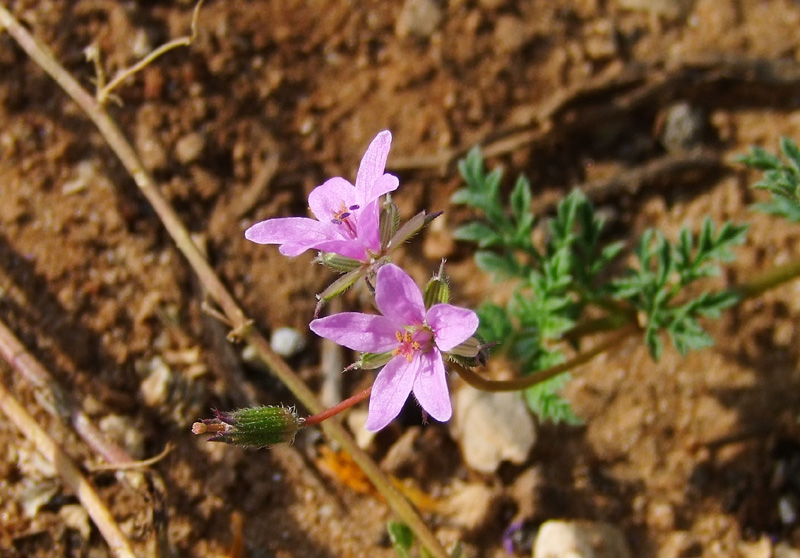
[
  {"left": 738, "top": 136, "right": 800, "bottom": 222},
  {"left": 452, "top": 147, "right": 747, "bottom": 422}
]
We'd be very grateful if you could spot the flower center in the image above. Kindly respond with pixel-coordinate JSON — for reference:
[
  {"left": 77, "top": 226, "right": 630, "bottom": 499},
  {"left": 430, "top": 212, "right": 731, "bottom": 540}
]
[
  {"left": 330, "top": 202, "right": 360, "bottom": 238},
  {"left": 392, "top": 326, "right": 433, "bottom": 362}
]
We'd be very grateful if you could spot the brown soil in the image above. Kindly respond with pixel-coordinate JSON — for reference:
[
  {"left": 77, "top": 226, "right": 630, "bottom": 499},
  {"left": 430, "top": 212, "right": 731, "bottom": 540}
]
[{"left": 2, "top": 1, "right": 800, "bottom": 557}]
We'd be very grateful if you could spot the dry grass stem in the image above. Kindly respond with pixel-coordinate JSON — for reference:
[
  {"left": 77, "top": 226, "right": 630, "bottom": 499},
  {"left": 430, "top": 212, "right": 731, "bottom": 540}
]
[{"left": 0, "top": 380, "right": 137, "bottom": 558}]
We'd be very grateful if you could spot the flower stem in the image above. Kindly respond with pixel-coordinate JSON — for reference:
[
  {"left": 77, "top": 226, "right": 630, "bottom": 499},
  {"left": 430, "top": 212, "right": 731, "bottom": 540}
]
[
  {"left": 303, "top": 386, "right": 372, "bottom": 427},
  {"left": 732, "top": 258, "right": 800, "bottom": 300},
  {"left": 453, "top": 323, "right": 638, "bottom": 392}
]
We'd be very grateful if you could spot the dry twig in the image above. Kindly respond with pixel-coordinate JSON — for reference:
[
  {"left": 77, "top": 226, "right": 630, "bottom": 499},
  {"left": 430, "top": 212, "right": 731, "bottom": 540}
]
[{"left": 0, "top": 380, "right": 137, "bottom": 558}]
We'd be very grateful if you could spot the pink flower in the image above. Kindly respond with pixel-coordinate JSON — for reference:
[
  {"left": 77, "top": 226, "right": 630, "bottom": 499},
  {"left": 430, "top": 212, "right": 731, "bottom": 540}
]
[
  {"left": 244, "top": 131, "right": 399, "bottom": 262},
  {"left": 310, "top": 264, "right": 479, "bottom": 431}
]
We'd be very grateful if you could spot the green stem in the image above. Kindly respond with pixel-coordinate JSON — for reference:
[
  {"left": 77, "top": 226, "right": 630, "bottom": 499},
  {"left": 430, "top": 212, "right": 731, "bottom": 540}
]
[
  {"left": 732, "top": 258, "right": 800, "bottom": 300},
  {"left": 0, "top": 8, "right": 450, "bottom": 558},
  {"left": 453, "top": 323, "right": 638, "bottom": 392}
]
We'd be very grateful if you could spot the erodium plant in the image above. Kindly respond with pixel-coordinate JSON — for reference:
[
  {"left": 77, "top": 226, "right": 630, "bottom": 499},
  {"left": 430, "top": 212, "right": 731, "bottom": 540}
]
[{"left": 193, "top": 134, "right": 800, "bottom": 447}]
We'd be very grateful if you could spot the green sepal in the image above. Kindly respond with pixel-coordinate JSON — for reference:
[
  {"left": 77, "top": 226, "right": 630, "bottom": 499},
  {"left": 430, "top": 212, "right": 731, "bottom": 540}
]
[
  {"left": 316, "top": 252, "right": 362, "bottom": 273},
  {"left": 424, "top": 264, "right": 451, "bottom": 308},
  {"left": 379, "top": 195, "right": 400, "bottom": 248},
  {"left": 357, "top": 351, "right": 394, "bottom": 370}
]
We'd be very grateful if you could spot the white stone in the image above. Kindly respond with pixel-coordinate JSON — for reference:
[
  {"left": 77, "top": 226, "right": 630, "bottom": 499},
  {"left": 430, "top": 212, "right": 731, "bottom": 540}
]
[
  {"left": 534, "top": 520, "right": 631, "bottom": 558},
  {"left": 270, "top": 326, "right": 307, "bottom": 358},
  {"left": 450, "top": 386, "right": 536, "bottom": 473}
]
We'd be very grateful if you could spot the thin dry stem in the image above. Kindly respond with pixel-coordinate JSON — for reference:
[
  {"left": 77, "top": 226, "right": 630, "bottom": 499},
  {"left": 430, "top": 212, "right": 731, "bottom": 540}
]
[
  {"left": 0, "top": 316, "right": 134, "bottom": 465},
  {"left": 93, "top": 0, "right": 204, "bottom": 105},
  {"left": 0, "top": 380, "right": 137, "bottom": 558},
  {"left": 0, "top": 7, "right": 449, "bottom": 557}
]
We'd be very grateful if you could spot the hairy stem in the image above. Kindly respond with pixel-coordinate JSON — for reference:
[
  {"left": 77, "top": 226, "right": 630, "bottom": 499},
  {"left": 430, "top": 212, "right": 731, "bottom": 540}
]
[
  {"left": 0, "top": 7, "right": 450, "bottom": 558},
  {"left": 303, "top": 386, "right": 372, "bottom": 427}
]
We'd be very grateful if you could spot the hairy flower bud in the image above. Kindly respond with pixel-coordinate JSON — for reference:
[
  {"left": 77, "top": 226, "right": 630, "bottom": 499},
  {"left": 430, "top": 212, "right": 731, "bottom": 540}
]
[
  {"left": 379, "top": 195, "right": 400, "bottom": 248},
  {"left": 424, "top": 261, "right": 451, "bottom": 308},
  {"left": 192, "top": 406, "right": 300, "bottom": 448},
  {"left": 316, "top": 252, "right": 363, "bottom": 272}
]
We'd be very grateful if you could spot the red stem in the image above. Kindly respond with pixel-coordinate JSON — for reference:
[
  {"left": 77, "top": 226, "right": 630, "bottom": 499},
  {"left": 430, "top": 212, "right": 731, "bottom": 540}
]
[{"left": 302, "top": 386, "right": 372, "bottom": 427}]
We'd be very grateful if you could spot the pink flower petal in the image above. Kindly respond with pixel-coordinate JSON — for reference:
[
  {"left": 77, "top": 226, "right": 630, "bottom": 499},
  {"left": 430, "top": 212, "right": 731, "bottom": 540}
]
[
  {"left": 313, "top": 239, "right": 369, "bottom": 261},
  {"left": 353, "top": 199, "right": 382, "bottom": 254},
  {"left": 308, "top": 177, "right": 357, "bottom": 223},
  {"left": 245, "top": 217, "right": 334, "bottom": 256},
  {"left": 366, "top": 355, "right": 417, "bottom": 431},
  {"left": 426, "top": 304, "right": 480, "bottom": 352},
  {"left": 360, "top": 173, "right": 399, "bottom": 207},
  {"left": 356, "top": 131, "right": 392, "bottom": 199},
  {"left": 310, "top": 313, "right": 398, "bottom": 353},
  {"left": 412, "top": 350, "right": 452, "bottom": 422},
  {"left": 375, "top": 264, "right": 426, "bottom": 325}
]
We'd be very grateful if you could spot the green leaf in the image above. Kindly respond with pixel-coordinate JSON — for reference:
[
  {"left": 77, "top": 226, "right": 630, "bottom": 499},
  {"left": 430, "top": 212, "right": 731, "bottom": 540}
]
[
  {"left": 524, "top": 373, "right": 582, "bottom": 425},
  {"left": 387, "top": 522, "right": 414, "bottom": 558},
  {"left": 477, "top": 302, "right": 514, "bottom": 345},
  {"left": 510, "top": 174, "right": 532, "bottom": 226},
  {"left": 453, "top": 222, "right": 502, "bottom": 248},
  {"left": 475, "top": 250, "right": 522, "bottom": 279}
]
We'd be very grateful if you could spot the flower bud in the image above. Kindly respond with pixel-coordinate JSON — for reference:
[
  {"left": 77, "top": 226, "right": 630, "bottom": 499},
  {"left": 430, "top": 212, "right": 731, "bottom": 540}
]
[
  {"left": 424, "top": 261, "right": 451, "bottom": 308},
  {"left": 356, "top": 351, "right": 394, "bottom": 370},
  {"left": 316, "top": 252, "right": 362, "bottom": 272},
  {"left": 386, "top": 210, "right": 440, "bottom": 253},
  {"left": 379, "top": 196, "right": 400, "bottom": 248},
  {"left": 192, "top": 406, "right": 300, "bottom": 448}
]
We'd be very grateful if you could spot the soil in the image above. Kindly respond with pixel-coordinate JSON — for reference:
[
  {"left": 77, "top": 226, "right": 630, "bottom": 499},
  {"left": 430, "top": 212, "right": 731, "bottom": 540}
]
[{"left": 2, "top": 1, "right": 800, "bottom": 557}]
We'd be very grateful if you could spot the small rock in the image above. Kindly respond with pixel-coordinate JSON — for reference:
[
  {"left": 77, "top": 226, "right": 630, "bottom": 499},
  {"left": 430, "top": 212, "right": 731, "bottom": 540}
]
[
  {"left": 507, "top": 466, "right": 544, "bottom": 520},
  {"left": 60, "top": 504, "right": 91, "bottom": 540},
  {"left": 441, "top": 482, "right": 499, "bottom": 531},
  {"left": 19, "top": 480, "right": 59, "bottom": 517},
  {"left": 583, "top": 19, "right": 617, "bottom": 61},
  {"left": 174, "top": 132, "right": 206, "bottom": 165},
  {"left": 270, "top": 327, "right": 307, "bottom": 358},
  {"left": 135, "top": 106, "right": 168, "bottom": 172},
  {"left": 450, "top": 387, "right": 536, "bottom": 474},
  {"left": 657, "top": 102, "right": 708, "bottom": 153},
  {"left": 396, "top": 0, "right": 443, "bottom": 39},
  {"left": 98, "top": 414, "right": 145, "bottom": 460},
  {"left": 493, "top": 15, "right": 530, "bottom": 54},
  {"left": 738, "top": 537, "right": 772, "bottom": 558},
  {"left": 533, "top": 520, "right": 631, "bottom": 558},
  {"left": 775, "top": 542, "right": 800, "bottom": 558},
  {"left": 139, "top": 356, "right": 172, "bottom": 407},
  {"left": 646, "top": 499, "right": 675, "bottom": 531},
  {"left": 346, "top": 409, "right": 376, "bottom": 448},
  {"left": 657, "top": 531, "right": 698, "bottom": 558}
]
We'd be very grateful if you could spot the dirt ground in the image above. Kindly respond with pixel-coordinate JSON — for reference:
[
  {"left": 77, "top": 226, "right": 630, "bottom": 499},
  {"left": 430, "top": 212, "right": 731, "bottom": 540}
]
[{"left": 2, "top": 0, "right": 800, "bottom": 557}]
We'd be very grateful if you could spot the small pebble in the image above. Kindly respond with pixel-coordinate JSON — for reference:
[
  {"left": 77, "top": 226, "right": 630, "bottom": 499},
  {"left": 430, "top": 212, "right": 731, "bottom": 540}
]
[
  {"left": 658, "top": 102, "right": 708, "bottom": 153},
  {"left": 174, "top": 132, "right": 206, "bottom": 165},
  {"left": 396, "top": 0, "right": 443, "bottom": 39},
  {"left": 534, "top": 520, "right": 632, "bottom": 558},
  {"left": 270, "top": 326, "right": 307, "bottom": 358}
]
